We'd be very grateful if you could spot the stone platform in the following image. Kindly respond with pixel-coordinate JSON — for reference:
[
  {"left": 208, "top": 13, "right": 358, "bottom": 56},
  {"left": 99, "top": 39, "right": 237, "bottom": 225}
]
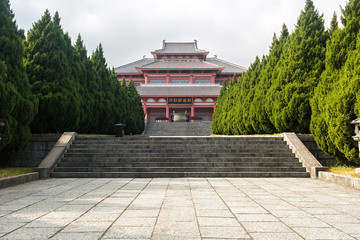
[{"left": 0, "top": 178, "right": 359, "bottom": 239}]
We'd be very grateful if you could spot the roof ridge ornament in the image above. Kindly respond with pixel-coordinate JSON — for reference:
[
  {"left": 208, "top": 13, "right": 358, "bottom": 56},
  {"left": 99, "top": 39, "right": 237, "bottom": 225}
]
[{"left": 162, "top": 39, "right": 166, "bottom": 49}]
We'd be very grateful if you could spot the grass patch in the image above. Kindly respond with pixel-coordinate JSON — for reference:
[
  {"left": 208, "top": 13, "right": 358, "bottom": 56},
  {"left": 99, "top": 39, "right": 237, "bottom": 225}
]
[
  {"left": 329, "top": 166, "right": 360, "bottom": 178},
  {"left": 0, "top": 168, "right": 32, "bottom": 178}
]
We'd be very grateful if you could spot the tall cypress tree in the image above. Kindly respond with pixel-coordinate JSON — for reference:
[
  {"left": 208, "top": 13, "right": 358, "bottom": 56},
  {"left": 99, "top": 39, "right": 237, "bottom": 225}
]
[
  {"left": 269, "top": 0, "right": 327, "bottom": 133},
  {"left": 24, "top": 10, "right": 80, "bottom": 133},
  {"left": 91, "top": 44, "right": 115, "bottom": 133},
  {"left": 0, "top": 0, "right": 37, "bottom": 163},
  {"left": 311, "top": 0, "right": 360, "bottom": 165},
  {"left": 212, "top": 80, "right": 227, "bottom": 134},
  {"left": 73, "top": 35, "right": 99, "bottom": 133},
  {"left": 251, "top": 24, "right": 289, "bottom": 134},
  {"left": 127, "top": 80, "right": 145, "bottom": 134}
]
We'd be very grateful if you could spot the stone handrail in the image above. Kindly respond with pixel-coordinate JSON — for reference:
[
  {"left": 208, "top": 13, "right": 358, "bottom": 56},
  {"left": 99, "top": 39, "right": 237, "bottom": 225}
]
[
  {"left": 282, "top": 132, "right": 328, "bottom": 178},
  {"left": 33, "top": 132, "right": 77, "bottom": 179}
]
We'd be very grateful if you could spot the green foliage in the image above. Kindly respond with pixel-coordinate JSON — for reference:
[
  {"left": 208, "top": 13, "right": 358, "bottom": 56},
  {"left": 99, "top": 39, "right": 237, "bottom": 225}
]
[
  {"left": 24, "top": 11, "right": 145, "bottom": 135},
  {"left": 126, "top": 80, "right": 145, "bottom": 134},
  {"left": 213, "top": 0, "right": 360, "bottom": 165},
  {"left": 0, "top": 0, "right": 37, "bottom": 164},
  {"left": 311, "top": 0, "right": 360, "bottom": 165},
  {"left": 212, "top": 80, "right": 227, "bottom": 134},
  {"left": 268, "top": 0, "right": 327, "bottom": 133},
  {"left": 24, "top": 10, "right": 81, "bottom": 133}
]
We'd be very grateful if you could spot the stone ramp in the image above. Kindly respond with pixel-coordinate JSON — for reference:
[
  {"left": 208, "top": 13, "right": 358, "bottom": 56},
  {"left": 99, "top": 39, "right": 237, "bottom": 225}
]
[
  {"left": 51, "top": 136, "right": 310, "bottom": 178},
  {"left": 144, "top": 122, "right": 212, "bottom": 136}
]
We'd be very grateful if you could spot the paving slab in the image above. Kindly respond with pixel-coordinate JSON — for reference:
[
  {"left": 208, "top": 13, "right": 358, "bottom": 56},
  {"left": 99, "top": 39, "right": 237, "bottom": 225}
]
[{"left": 0, "top": 178, "right": 359, "bottom": 239}]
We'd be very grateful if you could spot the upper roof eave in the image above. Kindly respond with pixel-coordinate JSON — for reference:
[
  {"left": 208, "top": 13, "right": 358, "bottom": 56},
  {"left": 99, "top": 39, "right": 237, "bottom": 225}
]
[{"left": 151, "top": 51, "right": 210, "bottom": 55}]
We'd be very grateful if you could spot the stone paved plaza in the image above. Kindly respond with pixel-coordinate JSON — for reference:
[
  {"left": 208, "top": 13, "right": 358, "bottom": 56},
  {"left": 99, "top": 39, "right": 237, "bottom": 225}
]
[{"left": 0, "top": 178, "right": 359, "bottom": 240}]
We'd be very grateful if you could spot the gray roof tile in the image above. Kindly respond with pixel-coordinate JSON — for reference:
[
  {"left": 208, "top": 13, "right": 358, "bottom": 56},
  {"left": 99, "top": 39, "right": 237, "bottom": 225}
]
[
  {"left": 207, "top": 58, "right": 247, "bottom": 74},
  {"left": 114, "top": 58, "right": 154, "bottom": 74},
  {"left": 153, "top": 41, "right": 207, "bottom": 54}
]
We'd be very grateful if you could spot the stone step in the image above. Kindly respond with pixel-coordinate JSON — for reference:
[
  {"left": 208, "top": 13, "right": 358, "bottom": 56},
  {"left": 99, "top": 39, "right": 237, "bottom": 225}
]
[
  {"left": 70, "top": 143, "right": 288, "bottom": 150},
  {"left": 63, "top": 152, "right": 296, "bottom": 158},
  {"left": 60, "top": 156, "right": 298, "bottom": 163},
  {"left": 75, "top": 137, "right": 283, "bottom": 142},
  {"left": 54, "top": 166, "right": 307, "bottom": 173},
  {"left": 66, "top": 148, "right": 291, "bottom": 154},
  {"left": 51, "top": 171, "right": 310, "bottom": 178},
  {"left": 57, "top": 161, "right": 303, "bottom": 168},
  {"left": 52, "top": 134, "right": 309, "bottom": 178}
]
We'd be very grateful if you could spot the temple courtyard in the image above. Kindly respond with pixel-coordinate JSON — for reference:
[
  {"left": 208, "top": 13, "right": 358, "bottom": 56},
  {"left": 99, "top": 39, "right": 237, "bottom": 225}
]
[{"left": 0, "top": 178, "right": 359, "bottom": 240}]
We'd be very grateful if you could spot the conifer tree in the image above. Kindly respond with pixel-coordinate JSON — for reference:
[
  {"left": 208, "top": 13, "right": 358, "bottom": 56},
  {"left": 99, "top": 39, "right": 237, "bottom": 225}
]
[
  {"left": 0, "top": 0, "right": 37, "bottom": 163},
  {"left": 269, "top": 0, "right": 327, "bottom": 133},
  {"left": 311, "top": 0, "right": 360, "bottom": 165},
  {"left": 91, "top": 44, "right": 115, "bottom": 133},
  {"left": 73, "top": 35, "right": 96, "bottom": 133},
  {"left": 212, "top": 80, "right": 227, "bottom": 134},
  {"left": 24, "top": 10, "right": 81, "bottom": 133},
  {"left": 250, "top": 24, "right": 289, "bottom": 134},
  {"left": 127, "top": 80, "right": 145, "bottom": 134}
]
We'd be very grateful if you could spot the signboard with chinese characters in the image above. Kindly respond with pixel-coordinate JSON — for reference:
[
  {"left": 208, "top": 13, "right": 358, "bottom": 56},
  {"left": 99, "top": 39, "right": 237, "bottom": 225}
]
[{"left": 167, "top": 97, "right": 193, "bottom": 105}]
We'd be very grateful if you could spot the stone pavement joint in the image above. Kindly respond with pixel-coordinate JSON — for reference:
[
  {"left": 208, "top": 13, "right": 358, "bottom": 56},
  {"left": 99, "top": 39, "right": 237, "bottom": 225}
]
[{"left": 0, "top": 178, "right": 359, "bottom": 239}]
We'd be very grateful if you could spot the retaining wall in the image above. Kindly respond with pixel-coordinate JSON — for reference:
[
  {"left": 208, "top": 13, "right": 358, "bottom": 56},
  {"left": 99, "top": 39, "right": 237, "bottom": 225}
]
[
  {"left": 12, "top": 134, "right": 61, "bottom": 167},
  {"left": 297, "top": 134, "right": 337, "bottom": 167}
]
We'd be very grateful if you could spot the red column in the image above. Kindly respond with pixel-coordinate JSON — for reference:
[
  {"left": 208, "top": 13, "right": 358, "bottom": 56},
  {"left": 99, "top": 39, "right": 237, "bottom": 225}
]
[
  {"left": 190, "top": 75, "right": 194, "bottom": 84},
  {"left": 210, "top": 74, "right": 215, "bottom": 84},
  {"left": 166, "top": 75, "right": 170, "bottom": 84},
  {"left": 191, "top": 105, "right": 195, "bottom": 122},
  {"left": 166, "top": 105, "right": 170, "bottom": 122},
  {"left": 145, "top": 75, "right": 149, "bottom": 84},
  {"left": 143, "top": 104, "right": 150, "bottom": 123}
]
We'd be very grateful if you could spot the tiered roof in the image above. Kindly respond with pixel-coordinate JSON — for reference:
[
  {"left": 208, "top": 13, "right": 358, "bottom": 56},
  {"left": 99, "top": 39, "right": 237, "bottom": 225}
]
[
  {"left": 152, "top": 41, "right": 208, "bottom": 55},
  {"left": 114, "top": 41, "right": 246, "bottom": 75}
]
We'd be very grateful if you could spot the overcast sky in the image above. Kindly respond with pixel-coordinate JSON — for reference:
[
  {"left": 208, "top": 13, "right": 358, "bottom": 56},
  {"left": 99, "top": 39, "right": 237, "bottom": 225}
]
[{"left": 10, "top": 0, "right": 347, "bottom": 68}]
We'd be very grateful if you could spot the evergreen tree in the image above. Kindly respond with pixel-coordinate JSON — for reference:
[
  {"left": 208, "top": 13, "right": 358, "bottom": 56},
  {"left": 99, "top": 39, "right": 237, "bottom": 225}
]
[
  {"left": 90, "top": 44, "right": 116, "bottom": 133},
  {"left": 24, "top": 10, "right": 81, "bottom": 133},
  {"left": 212, "top": 80, "right": 227, "bottom": 134},
  {"left": 127, "top": 80, "right": 145, "bottom": 134},
  {"left": 0, "top": 0, "right": 37, "bottom": 164},
  {"left": 311, "top": 0, "right": 360, "bottom": 165},
  {"left": 268, "top": 0, "right": 327, "bottom": 133}
]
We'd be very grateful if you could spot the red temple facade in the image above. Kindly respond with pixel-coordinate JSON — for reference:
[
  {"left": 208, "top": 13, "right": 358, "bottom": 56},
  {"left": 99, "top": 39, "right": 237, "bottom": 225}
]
[{"left": 115, "top": 40, "right": 246, "bottom": 122}]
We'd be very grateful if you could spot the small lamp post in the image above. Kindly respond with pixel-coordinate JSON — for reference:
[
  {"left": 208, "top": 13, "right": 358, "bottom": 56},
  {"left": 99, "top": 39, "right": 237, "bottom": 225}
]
[{"left": 351, "top": 118, "right": 360, "bottom": 173}]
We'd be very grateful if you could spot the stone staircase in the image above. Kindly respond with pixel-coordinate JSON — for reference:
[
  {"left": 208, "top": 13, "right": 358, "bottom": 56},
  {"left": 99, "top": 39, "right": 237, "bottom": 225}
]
[
  {"left": 51, "top": 136, "right": 310, "bottom": 178},
  {"left": 144, "top": 122, "right": 212, "bottom": 136}
]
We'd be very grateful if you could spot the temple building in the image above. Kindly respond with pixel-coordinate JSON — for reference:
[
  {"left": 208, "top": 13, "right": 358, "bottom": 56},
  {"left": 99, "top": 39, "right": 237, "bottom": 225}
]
[{"left": 115, "top": 40, "right": 246, "bottom": 122}]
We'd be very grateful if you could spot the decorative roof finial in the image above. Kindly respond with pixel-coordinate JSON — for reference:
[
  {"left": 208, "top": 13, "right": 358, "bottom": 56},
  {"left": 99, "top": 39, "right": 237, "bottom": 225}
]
[
  {"left": 162, "top": 39, "right": 166, "bottom": 49},
  {"left": 143, "top": 55, "right": 146, "bottom": 59},
  {"left": 214, "top": 55, "right": 217, "bottom": 59}
]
